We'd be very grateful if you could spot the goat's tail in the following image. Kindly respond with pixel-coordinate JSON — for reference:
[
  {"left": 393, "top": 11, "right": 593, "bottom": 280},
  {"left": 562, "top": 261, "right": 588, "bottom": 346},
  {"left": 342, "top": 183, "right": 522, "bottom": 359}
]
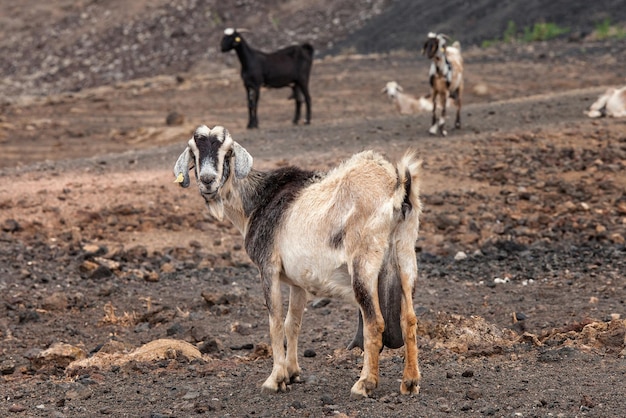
[
  {"left": 302, "top": 43, "right": 314, "bottom": 58},
  {"left": 395, "top": 151, "right": 422, "bottom": 220}
]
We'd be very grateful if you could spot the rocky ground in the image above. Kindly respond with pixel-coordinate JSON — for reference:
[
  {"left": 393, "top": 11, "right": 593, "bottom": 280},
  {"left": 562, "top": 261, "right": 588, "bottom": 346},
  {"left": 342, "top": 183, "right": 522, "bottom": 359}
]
[{"left": 1, "top": 1, "right": 626, "bottom": 417}]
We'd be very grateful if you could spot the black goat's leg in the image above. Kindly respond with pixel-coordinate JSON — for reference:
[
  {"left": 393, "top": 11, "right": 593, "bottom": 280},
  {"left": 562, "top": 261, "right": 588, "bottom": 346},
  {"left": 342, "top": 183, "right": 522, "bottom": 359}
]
[
  {"left": 247, "top": 86, "right": 259, "bottom": 129},
  {"left": 292, "top": 86, "right": 302, "bottom": 125},
  {"left": 301, "top": 84, "right": 312, "bottom": 125}
]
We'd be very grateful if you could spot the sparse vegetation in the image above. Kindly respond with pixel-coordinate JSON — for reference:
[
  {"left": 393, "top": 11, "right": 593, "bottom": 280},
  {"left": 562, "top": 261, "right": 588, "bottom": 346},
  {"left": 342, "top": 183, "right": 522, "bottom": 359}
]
[
  {"left": 482, "top": 20, "right": 570, "bottom": 47},
  {"left": 594, "top": 18, "right": 626, "bottom": 40},
  {"left": 502, "top": 20, "right": 517, "bottom": 43}
]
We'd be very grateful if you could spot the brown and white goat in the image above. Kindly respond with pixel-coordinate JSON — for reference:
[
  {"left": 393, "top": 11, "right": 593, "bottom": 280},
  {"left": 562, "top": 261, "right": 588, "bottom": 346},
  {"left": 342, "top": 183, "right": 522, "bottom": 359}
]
[
  {"left": 586, "top": 86, "right": 626, "bottom": 118},
  {"left": 174, "top": 125, "right": 422, "bottom": 398},
  {"left": 422, "top": 32, "right": 464, "bottom": 136}
]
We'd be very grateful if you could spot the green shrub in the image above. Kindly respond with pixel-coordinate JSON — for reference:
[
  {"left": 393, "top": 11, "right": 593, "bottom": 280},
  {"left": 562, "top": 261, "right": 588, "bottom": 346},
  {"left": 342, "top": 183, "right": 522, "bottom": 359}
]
[{"left": 522, "top": 22, "right": 570, "bottom": 42}]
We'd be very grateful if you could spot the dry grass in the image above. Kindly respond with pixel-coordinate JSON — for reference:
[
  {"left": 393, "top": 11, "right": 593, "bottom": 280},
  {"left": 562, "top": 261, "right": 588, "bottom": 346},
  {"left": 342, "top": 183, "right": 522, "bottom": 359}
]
[{"left": 100, "top": 301, "right": 138, "bottom": 327}]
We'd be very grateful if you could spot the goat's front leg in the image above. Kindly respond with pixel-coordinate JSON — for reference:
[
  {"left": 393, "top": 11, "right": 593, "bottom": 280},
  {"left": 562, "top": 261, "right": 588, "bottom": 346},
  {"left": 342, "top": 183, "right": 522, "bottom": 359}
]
[
  {"left": 285, "top": 285, "right": 307, "bottom": 383},
  {"left": 350, "top": 259, "right": 385, "bottom": 398},
  {"left": 261, "top": 271, "right": 289, "bottom": 393},
  {"left": 438, "top": 93, "right": 448, "bottom": 136},
  {"left": 246, "top": 86, "right": 259, "bottom": 129}
]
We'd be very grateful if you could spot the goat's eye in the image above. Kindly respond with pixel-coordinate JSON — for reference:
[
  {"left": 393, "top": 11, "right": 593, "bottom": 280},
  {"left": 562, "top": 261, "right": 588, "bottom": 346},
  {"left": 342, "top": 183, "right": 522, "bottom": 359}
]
[{"left": 235, "top": 37, "right": 240, "bottom": 42}]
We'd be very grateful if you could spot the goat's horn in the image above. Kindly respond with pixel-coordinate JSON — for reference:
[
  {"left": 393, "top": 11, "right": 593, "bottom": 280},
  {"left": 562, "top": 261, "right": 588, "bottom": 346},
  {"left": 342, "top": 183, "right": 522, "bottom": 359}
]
[
  {"left": 439, "top": 33, "right": 451, "bottom": 40},
  {"left": 236, "top": 28, "right": 251, "bottom": 33}
]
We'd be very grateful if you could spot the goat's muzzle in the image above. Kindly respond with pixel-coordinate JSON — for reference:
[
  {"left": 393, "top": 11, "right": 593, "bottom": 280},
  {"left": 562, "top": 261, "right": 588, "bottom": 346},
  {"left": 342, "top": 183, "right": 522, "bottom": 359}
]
[{"left": 198, "top": 180, "right": 220, "bottom": 198}]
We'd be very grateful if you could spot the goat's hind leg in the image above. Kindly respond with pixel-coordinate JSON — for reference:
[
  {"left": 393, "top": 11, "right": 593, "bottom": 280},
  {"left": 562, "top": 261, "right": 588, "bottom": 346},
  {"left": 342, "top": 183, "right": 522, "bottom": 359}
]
[
  {"left": 429, "top": 91, "right": 439, "bottom": 135},
  {"left": 350, "top": 257, "right": 385, "bottom": 398},
  {"left": 400, "top": 255, "right": 421, "bottom": 395},
  {"left": 454, "top": 90, "right": 462, "bottom": 129},
  {"left": 301, "top": 83, "right": 312, "bottom": 125},
  {"left": 397, "top": 241, "right": 421, "bottom": 395},
  {"left": 291, "top": 86, "right": 302, "bottom": 125}
]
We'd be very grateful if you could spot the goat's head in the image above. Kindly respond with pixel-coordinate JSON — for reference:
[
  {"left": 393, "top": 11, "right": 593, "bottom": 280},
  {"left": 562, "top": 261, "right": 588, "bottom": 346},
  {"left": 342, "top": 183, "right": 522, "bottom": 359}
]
[
  {"left": 422, "top": 32, "right": 448, "bottom": 59},
  {"left": 174, "top": 125, "right": 253, "bottom": 217},
  {"left": 381, "top": 81, "right": 403, "bottom": 98},
  {"left": 221, "top": 28, "right": 245, "bottom": 52}
]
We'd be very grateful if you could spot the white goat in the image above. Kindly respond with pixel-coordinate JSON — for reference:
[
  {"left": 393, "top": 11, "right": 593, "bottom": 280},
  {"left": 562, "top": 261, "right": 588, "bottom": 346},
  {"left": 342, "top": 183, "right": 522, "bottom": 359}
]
[
  {"left": 174, "top": 125, "right": 423, "bottom": 398},
  {"left": 422, "top": 32, "right": 464, "bottom": 136},
  {"left": 381, "top": 81, "right": 435, "bottom": 114},
  {"left": 586, "top": 86, "right": 626, "bottom": 118}
]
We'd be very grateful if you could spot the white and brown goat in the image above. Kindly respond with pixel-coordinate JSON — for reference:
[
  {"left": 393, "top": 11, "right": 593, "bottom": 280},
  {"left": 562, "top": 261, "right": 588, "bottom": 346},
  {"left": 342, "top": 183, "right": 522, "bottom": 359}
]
[
  {"left": 174, "top": 125, "right": 423, "bottom": 398},
  {"left": 381, "top": 81, "right": 437, "bottom": 114},
  {"left": 422, "top": 32, "right": 464, "bottom": 136},
  {"left": 585, "top": 86, "right": 626, "bottom": 118}
]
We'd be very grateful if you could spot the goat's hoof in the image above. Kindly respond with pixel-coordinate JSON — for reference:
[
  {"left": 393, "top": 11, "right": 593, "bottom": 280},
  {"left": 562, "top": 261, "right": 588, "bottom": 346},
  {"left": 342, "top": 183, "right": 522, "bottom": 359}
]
[
  {"left": 289, "top": 373, "right": 302, "bottom": 384},
  {"left": 455, "top": 123, "right": 461, "bottom": 129},
  {"left": 400, "top": 379, "right": 420, "bottom": 395},
  {"left": 261, "top": 377, "right": 288, "bottom": 394},
  {"left": 350, "top": 379, "right": 376, "bottom": 399}
]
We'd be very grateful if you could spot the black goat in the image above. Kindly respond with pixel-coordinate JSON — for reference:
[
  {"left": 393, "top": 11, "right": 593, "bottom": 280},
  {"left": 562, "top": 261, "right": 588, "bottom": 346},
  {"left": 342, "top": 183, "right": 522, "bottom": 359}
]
[{"left": 221, "top": 28, "right": 314, "bottom": 129}]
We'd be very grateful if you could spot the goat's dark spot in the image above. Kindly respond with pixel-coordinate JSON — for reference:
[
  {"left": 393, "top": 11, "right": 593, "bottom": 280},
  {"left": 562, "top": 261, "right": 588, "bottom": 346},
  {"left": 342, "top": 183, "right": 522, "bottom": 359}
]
[
  {"left": 260, "top": 269, "right": 273, "bottom": 313},
  {"left": 194, "top": 132, "right": 223, "bottom": 162},
  {"left": 245, "top": 167, "right": 317, "bottom": 268},
  {"left": 330, "top": 229, "right": 345, "bottom": 249}
]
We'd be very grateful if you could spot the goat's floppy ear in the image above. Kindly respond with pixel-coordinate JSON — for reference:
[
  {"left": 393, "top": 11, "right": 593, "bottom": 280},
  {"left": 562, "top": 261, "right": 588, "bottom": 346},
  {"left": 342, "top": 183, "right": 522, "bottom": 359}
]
[
  {"left": 173, "top": 147, "right": 192, "bottom": 188},
  {"left": 233, "top": 142, "right": 253, "bottom": 179}
]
